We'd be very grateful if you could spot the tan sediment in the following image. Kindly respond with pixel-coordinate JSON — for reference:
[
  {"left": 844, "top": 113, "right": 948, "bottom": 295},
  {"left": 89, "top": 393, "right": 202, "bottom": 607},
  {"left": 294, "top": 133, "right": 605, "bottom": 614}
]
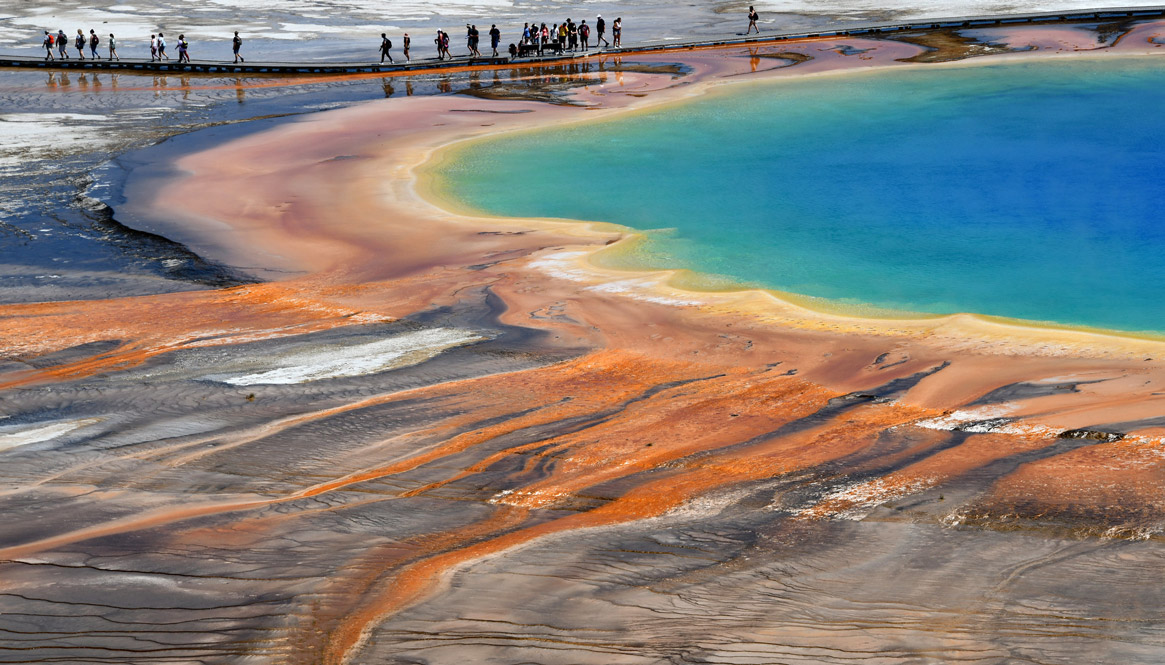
[{"left": 4, "top": 24, "right": 1165, "bottom": 665}]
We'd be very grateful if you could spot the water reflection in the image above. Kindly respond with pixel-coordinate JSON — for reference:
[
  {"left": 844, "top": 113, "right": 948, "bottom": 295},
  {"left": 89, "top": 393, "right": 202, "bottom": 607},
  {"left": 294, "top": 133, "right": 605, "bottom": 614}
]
[{"left": 34, "top": 58, "right": 673, "bottom": 102}]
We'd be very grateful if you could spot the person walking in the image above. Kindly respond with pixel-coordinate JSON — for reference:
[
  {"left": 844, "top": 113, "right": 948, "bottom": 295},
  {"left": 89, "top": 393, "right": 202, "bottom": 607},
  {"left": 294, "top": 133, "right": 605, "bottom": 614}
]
[
  {"left": 379, "top": 32, "right": 393, "bottom": 63},
  {"left": 75, "top": 29, "right": 86, "bottom": 60},
  {"left": 579, "top": 20, "right": 590, "bottom": 51},
  {"left": 232, "top": 31, "right": 244, "bottom": 63},
  {"left": 403, "top": 33, "right": 410, "bottom": 63},
  {"left": 150, "top": 34, "right": 157, "bottom": 61},
  {"left": 612, "top": 17, "right": 622, "bottom": 47},
  {"left": 57, "top": 29, "right": 69, "bottom": 59},
  {"left": 435, "top": 30, "right": 445, "bottom": 60},
  {"left": 442, "top": 30, "right": 450, "bottom": 59},
  {"left": 177, "top": 34, "right": 190, "bottom": 62},
  {"left": 596, "top": 15, "right": 608, "bottom": 47},
  {"left": 489, "top": 24, "right": 500, "bottom": 57},
  {"left": 747, "top": 6, "right": 760, "bottom": 34},
  {"left": 108, "top": 33, "right": 119, "bottom": 60},
  {"left": 43, "top": 31, "right": 55, "bottom": 61},
  {"left": 157, "top": 33, "right": 169, "bottom": 60},
  {"left": 88, "top": 30, "right": 100, "bottom": 58}
]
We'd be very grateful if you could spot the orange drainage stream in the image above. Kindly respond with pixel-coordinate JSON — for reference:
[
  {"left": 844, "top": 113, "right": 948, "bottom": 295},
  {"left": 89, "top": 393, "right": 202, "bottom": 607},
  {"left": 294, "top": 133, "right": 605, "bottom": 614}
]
[{"left": 319, "top": 392, "right": 942, "bottom": 664}]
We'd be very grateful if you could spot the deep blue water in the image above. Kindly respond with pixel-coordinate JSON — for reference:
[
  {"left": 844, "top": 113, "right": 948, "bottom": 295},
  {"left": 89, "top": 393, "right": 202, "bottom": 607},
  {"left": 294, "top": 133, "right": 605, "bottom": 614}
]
[{"left": 435, "top": 56, "right": 1165, "bottom": 334}]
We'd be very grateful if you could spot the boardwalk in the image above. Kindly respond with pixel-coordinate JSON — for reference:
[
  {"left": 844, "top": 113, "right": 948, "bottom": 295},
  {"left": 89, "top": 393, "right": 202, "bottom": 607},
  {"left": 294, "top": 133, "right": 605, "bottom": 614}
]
[{"left": 2, "top": 5, "right": 1163, "bottom": 75}]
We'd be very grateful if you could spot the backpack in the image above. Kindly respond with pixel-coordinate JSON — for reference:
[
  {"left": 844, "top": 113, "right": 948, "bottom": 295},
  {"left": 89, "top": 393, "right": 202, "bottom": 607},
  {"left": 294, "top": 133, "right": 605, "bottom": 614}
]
[
  {"left": 581, "top": 25, "right": 589, "bottom": 37},
  {"left": 46, "top": 34, "right": 54, "bottom": 46},
  {"left": 90, "top": 34, "right": 99, "bottom": 47}
]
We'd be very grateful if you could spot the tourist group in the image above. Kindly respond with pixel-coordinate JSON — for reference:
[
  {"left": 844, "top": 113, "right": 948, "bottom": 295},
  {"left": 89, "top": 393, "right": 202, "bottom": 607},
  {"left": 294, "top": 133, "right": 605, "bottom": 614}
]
[
  {"left": 41, "top": 29, "right": 119, "bottom": 61},
  {"left": 41, "top": 29, "right": 242, "bottom": 63},
  {"left": 31, "top": 8, "right": 778, "bottom": 66},
  {"left": 38, "top": 16, "right": 629, "bottom": 65},
  {"left": 390, "top": 15, "right": 622, "bottom": 64}
]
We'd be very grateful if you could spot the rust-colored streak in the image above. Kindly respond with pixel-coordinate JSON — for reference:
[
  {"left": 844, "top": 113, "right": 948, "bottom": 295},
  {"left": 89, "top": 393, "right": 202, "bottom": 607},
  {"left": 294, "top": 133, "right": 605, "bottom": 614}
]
[
  {"left": 293, "top": 352, "right": 711, "bottom": 499},
  {"left": 0, "top": 496, "right": 271, "bottom": 561},
  {"left": 801, "top": 430, "right": 1056, "bottom": 519},
  {"left": 0, "top": 351, "right": 729, "bottom": 559},
  {"left": 975, "top": 436, "right": 1165, "bottom": 533},
  {"left": 318, "top": 504, "right": 531, "bottom": 665},
  {"left": 314, "top": 381, "right": 952, "bottom": 665},
  {"left": 0, "top": 282, "right": 385, "bottom": 389}
]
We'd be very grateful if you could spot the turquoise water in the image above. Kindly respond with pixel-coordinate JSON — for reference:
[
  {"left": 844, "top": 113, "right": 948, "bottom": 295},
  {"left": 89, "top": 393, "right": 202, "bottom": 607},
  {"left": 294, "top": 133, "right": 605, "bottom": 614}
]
[{"left": 435, "top": 57, "right": 1165, "bottom": 334}]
